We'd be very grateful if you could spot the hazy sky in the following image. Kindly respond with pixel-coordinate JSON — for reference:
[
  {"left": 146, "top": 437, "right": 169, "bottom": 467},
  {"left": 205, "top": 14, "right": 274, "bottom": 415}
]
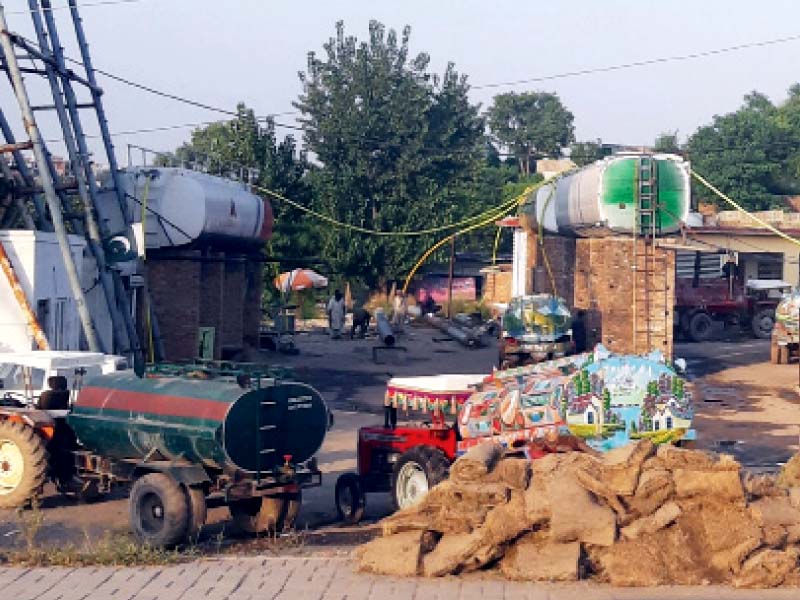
[{"left": 3, "top": 0, "right": 800, "bottom": 166}]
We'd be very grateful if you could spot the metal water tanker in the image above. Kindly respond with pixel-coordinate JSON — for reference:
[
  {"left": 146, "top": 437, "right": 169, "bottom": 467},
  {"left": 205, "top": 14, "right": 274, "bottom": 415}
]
[
  {"left": 119, "top": 167, "right": 273, "bottom": 248},
  {"left": 528, "top": 154, "right": 690, "bottom": 236},
  {"left": 68, "top": 374, "right": 327, "bottom": 472}
]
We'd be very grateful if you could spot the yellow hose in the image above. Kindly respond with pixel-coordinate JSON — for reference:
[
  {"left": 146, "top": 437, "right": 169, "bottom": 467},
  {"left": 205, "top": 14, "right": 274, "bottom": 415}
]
[
  {"left": 691, "top": 170, "right": 800, "bottom": 247},
  {"left": 491, "top": 226, "right": 502, "bottom": 265},
  {"left": 252, "top": 183, "right": 521, "bottom": 237},
  {"left": 402, "top": 182, "right": 545, "bottom": 294}
]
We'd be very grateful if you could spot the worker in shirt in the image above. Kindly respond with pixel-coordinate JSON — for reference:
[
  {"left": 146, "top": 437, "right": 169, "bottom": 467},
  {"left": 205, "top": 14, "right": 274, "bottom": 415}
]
[
  {"left": 327, "top": 289, "right": 346, "bottom": 339},
  {"left": 351, "top": 305, "right": 371, "bottom": 339}
]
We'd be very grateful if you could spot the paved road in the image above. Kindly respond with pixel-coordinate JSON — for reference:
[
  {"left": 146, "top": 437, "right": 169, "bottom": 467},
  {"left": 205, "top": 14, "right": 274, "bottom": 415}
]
[
  {"left": 1, "top": 556, "right": 797, "bottom": 600},
  {"left": 675, "top": 337, "right": 771, "bottom": 379}
]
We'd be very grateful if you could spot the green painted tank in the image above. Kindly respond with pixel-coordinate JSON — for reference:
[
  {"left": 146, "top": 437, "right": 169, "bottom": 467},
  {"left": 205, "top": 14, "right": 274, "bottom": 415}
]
[
  {"left": 68, "top": 374, "right": 328, "bottom": 473},
  {"left": 530, "top": 154, "right": 690, "bottom": 236}
]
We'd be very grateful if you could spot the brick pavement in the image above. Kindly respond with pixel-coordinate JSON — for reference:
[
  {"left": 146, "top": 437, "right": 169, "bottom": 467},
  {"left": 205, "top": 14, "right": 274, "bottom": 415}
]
[{"left": 0, "top": 556, "right": 799, "bottom": 600}]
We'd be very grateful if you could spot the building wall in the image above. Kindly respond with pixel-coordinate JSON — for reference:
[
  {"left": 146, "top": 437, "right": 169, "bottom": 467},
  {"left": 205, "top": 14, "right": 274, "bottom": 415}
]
[
  {"left": 482, "top": 266, "right": 513, "bottom": 304},
  {"left": 0, "top": 230, "right": 89, "bottom": 353},
  {"left": 688, "top": 231, "right": 800, "bottom": 287}
]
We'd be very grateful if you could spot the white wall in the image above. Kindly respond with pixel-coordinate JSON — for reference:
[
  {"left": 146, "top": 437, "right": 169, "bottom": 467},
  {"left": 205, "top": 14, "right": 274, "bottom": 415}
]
[
  {"left": 512, "top": 229, "right": 528, "bottom": 297},
  {"left": 0, "top": 231, "right": 94, "bottom": 352}
]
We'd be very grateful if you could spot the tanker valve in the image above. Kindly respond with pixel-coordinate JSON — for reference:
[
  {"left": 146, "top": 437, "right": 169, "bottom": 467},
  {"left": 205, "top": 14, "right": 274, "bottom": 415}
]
[{"left": 281, "top": 454, "right": 294, "bottom": 477}]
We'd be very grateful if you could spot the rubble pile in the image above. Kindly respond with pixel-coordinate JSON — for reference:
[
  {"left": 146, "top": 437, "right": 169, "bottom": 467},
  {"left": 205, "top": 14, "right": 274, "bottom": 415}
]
[{"left": 355, "top": 442, "right": 800, "bottom": 588}]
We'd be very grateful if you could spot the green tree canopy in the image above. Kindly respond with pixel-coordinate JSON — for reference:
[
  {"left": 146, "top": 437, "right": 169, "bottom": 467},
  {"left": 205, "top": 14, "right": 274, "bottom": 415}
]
[
  {"left": 687, "top": 89, "right": 797, "bottom": 210},
  {"left": 486, "top": 91, "right": 575, "bottom": 176},
  {"left": 294, "top": 20, "right": 488, "bottom": 286}
]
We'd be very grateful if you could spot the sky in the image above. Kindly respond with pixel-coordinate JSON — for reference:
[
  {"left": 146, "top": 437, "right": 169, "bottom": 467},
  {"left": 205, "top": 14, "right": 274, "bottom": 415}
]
[{"left": 3, "top": 0, "right": 800, "bottom": 166}]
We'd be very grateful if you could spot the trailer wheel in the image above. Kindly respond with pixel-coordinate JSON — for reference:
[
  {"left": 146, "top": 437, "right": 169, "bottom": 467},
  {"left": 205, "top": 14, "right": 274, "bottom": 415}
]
[
  {"left": 129, "top": 473, "right": 189, "bottom": 548},
  {"left": 335, "top": 473, "right": 365, "bottom": 524},
  {"left": 391, "top": 446, "right": 449, "bottom": 511},
  {"left": 688, "top": 312, "right": 713, "bottom": 343},
  {"left": 229, "top": 492, "right": 300, "bottom": 534},
  {"left": 751, "top": 308, "right": 775, "bottom": 339},
  {"left": 183, "top": 486, "right": 207, "bottom": 542},
  {"left": 0, "top": 421, "right": 48, "bottom": 509}
]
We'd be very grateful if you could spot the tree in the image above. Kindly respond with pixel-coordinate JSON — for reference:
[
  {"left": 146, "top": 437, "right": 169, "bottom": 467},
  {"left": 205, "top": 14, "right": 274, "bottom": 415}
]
[
  {"left": 570, "top": 140, "right": 604, "bottom": 167},
  {"left": 486, "top": 91, "right": 575, "bottom": 176},
  {"left": 687, "top": 89, "right": 794, "bottom": 210},
  {"left": 654, "top": 131, "right": 680, "bottom": 154},
  {"left": 602, "top": 388, "right": 612, "bottom": 413},
  {"left": 295, "top": 21, "right": 487, "bottom": 286}
]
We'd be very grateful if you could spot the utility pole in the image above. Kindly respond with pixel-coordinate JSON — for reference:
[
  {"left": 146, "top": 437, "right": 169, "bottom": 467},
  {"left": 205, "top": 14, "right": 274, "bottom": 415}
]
[{"left": 0, "top": 5, "right": 101, "bottom": 351}]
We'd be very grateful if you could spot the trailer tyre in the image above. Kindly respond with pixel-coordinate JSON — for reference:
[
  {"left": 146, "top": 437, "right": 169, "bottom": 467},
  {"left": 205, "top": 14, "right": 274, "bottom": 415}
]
[
  {"left": 129, "top": 473, "right": 189, "bottom": 548},
  {"left": 335, "top": 473, "right": 365, "bottom": 524},
  {"left": 229, "top": 492, "right": 301, "bottom": 534},
  {"left": 0, "top": 421, "right": 48, "bottom": 509},
  {"left": 751, "top": 308, "right": 775, "bottom": 339},
  {"left": 391, "top": 446, "right": 449, "bottom": 511},
  {"left": 688, "top": 312, "right": 713, "bottom": 343},
  {"left": 183, "top": 486, "right": 207, "bottom": 542}
]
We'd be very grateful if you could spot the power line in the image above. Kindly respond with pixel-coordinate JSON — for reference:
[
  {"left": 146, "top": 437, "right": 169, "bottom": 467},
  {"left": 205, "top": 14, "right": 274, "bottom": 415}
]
[
  {"left": 5, "top": 0, "right": 147, "bottom": 15},
  {"left": 472, "top": 33, "right": 800, "bottom": 90}
]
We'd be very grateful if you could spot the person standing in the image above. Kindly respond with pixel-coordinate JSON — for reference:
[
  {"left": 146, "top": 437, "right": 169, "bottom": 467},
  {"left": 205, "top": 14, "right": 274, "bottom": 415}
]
[
  {"left": 391, "top": 291, "right": 407, "bottom": 330},
  {"left": 327, "top": 289, "right": 346, "bottom": 339}
]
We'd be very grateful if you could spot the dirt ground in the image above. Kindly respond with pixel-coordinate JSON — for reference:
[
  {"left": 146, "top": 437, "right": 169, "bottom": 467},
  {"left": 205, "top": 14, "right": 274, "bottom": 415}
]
[{"left": 1, "top": 325, "right": 798, "bottom": 552}]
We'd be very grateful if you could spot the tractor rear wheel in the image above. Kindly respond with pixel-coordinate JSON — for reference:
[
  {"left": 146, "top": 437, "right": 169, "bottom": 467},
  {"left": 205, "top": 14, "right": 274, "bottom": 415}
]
[
  {"left": 688, "top": 312, "right": 713, "bottom": 343},
  {"left": 391, "top": 446, "right": 449, "bottom": 511},
  {"left": 0, "top": 420, "right": 48, "bottom": 509},
  {"left": 129, "top": 473, "right": 189, "bottom": 548}
]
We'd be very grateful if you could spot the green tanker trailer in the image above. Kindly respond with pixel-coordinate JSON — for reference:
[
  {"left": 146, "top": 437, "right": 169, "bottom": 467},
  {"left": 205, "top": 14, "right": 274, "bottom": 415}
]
[{"left": 0, "top": 365, "right": 329, "bottom": 547}]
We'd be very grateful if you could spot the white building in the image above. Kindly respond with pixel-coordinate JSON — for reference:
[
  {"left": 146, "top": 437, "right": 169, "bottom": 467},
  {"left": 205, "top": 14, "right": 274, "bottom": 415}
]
[{"left": 0, "top": 230, "right": 112, "bottom": 353}]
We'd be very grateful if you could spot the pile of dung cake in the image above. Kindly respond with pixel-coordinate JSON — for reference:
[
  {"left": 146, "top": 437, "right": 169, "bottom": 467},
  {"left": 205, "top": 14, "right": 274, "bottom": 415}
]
[{"left": 355, "top": 442, "right": 800, "bottom": 588}]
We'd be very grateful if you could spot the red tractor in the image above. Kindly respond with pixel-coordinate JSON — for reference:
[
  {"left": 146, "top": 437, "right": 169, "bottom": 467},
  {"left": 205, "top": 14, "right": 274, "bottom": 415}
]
[{"left": 334, "top": 373, "right": 569, "bottom": 523}]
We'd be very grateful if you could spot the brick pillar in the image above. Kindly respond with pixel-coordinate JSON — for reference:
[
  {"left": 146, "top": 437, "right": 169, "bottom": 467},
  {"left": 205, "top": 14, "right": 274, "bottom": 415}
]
[
  {"left": 242, "top": 259, "right": 264, "bottom": 349},
  {"left": 147, "top": 251, "right": 201, "bottom": 361},
  {"left": 222, "top": 259, "right": 245, "bottom": 349},
  {"left": 199, "top": 254, "right": 225, "bottom": 359}
]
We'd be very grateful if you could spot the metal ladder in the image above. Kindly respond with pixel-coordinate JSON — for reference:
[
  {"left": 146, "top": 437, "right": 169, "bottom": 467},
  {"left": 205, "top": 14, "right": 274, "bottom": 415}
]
[
  {"left": 633, "top": 157, "right": 669, "bottom": 354},
  {"left": 0, "top": 0, "right": 146, "bottom": 362}
]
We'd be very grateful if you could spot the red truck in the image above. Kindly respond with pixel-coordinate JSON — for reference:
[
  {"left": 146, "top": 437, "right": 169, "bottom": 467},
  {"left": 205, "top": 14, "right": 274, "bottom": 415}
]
[{"left": 675, "top": 251, "right": 790, "bottom": 342}]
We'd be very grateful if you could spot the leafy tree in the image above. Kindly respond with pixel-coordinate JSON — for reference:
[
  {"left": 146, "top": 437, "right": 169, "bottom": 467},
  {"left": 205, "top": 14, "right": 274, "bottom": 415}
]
[
  {"left": 687, "top": 90, "right": 793, "bottom": 210},
  {"left": 570, "top": 140, "right": 604, "bottom": 167},
  {"left": 602, "top": 388, "right": 612, "bottom": 413},
  {"left": 295, "top": 21, "right": 487, "bottom": 286},
  {"left": 654, "top": 131, "right": 680, "bottom": 154},
  {"left": 486, "top": 91, "right": 575, "bottom": 176}
]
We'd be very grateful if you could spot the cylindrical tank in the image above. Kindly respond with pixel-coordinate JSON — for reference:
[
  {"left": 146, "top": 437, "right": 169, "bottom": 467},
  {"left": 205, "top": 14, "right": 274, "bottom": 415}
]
[
  {"left": 528, "top": 154, "right": 690, "bottom": 236},
  {"left": 68, "top": 375, "right": 327, "bottom": 472},
  {"left": 121, "top": 167, "right": 273, "bottom": 248}
]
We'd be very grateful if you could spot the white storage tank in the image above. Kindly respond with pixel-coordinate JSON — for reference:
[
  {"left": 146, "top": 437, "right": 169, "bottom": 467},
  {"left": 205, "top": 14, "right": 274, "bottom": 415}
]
[
  {"left": 528, "top": 154, "right": 690, "bottom": 237},
  {"left": 120, "top": 168, "right": 273, "bottom": 249}
]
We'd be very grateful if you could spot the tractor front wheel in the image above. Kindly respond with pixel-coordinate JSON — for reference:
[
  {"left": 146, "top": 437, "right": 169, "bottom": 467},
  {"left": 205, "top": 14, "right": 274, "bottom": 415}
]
[
  {"left": 391, "top": 446, "right": 449, "bottom": 511},
  {"left": 0, "top": 420, "right": 48, "bottom": 509}
]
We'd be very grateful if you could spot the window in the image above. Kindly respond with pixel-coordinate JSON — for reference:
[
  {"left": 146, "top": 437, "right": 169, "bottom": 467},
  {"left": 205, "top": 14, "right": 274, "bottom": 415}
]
[
  {"left": 586, "top": 411, "right": 594, "bottom": 425},
  {"left": 654, "top": 420, "right": 660, "bottom": 431},
  {"left": 757, "top": 259, "right": 783, "bottom": 280},
  {"left": 666, "top": 417, "right": 673, "bottom": 429}
]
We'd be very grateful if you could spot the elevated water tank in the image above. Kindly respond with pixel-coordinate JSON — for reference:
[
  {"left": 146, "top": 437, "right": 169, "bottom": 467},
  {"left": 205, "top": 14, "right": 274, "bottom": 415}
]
[
  {"left": 529, "top": 154, "right": 690, "bottom": 236},
  {"left": 120, "top": 168, "right": 273, "bottom": 249}
]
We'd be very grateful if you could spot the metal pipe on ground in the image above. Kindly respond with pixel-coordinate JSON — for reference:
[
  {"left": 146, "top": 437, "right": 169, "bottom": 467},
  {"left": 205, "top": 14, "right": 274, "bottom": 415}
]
[
  {"left": 425, "top": 314, "right": 483, "bottom": 348},
  {"left": 375, "top": 311, "right": 396, "bottom": 347}
]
